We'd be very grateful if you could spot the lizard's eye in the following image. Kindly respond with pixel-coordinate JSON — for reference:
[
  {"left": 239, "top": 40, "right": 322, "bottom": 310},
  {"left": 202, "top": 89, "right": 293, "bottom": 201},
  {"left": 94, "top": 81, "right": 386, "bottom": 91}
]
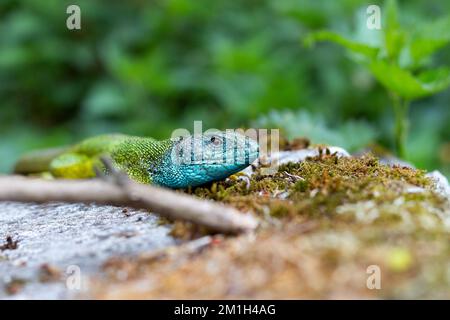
[{"left": 210, "top": 136, "right": 222, "bottom": 146}]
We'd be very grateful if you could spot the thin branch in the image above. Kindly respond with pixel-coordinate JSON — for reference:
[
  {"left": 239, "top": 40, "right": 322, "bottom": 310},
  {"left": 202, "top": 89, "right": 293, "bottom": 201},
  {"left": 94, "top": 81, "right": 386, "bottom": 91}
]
[{"left": 0, "top": 173, "right": 259, "bottom": 234}]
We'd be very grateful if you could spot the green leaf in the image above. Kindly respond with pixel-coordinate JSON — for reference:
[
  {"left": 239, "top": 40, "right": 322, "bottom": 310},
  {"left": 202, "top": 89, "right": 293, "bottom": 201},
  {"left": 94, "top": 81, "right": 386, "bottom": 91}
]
[
  {"left": 406, "top": 16, "right": 450, "bottom": 66},
  {"left": 368, "top": 60, "right": 450, "bottom": 99},
  {"left": 415, "top": 15, "right": 450, "bottom": 42},
  {"left": 417, "top": 68, "right": 450, "bottom": 92},
  {"left": 385, "top": 0, "right": 400, "bottom": 31},
  {"left": 383, "top": 0, "right": 405, "bottom": 61},
  {"left": 305, "top": 30, "right": 379, "bottom": 60},
  {"left": 254, "top": 110, "right": 377, "bottom": 152}
]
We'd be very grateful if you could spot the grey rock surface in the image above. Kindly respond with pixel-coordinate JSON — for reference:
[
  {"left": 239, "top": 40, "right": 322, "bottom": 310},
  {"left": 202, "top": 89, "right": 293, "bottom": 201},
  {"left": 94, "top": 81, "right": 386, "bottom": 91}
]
[
  {"left": 0, "top": 202, "right": 175, "bottom": 299},
  {"left": 426, "top": 170, "right": 450, "bottom": 199}
]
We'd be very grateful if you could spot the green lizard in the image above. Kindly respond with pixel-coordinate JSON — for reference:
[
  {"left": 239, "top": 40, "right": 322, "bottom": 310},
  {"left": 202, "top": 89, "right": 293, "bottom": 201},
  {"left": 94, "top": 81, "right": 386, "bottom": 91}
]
[{"left": 13, "top": 131, "right": 259, "bottom": 189}]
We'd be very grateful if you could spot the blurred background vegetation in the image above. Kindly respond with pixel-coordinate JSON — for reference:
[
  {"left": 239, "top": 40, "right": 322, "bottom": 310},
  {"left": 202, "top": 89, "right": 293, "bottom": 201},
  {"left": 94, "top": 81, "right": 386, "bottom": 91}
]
[{"left": 0, "top": 0, "right": 449, "bottom": 176}]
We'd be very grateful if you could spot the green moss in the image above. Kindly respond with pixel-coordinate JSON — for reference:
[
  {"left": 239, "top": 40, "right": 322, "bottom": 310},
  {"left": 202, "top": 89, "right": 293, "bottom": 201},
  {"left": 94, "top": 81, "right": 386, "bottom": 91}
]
[{"left": 189, "top": 153, "right": 443, "bottom": 226}]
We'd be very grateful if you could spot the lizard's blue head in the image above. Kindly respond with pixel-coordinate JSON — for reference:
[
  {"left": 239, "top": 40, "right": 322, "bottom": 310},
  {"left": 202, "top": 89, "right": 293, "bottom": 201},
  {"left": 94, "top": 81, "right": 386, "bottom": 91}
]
[{"left": 152, "top": 131, "right": 259, "bottom": 188}]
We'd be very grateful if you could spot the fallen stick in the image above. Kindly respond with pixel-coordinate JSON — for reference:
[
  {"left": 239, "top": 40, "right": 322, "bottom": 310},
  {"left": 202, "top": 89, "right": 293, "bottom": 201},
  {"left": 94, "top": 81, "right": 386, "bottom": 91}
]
[{"left": 0, "top": 170, "right": 259, "bottom": 234}]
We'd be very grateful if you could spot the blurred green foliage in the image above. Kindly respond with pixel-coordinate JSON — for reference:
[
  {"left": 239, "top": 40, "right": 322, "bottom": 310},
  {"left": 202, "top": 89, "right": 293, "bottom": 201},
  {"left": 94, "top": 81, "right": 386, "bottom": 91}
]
[
  {"left": 0, "top": 0, "right": 449, "bottom": 176},
  {"left": 307, "top": 0, "right": 450, "bottom": 158}
]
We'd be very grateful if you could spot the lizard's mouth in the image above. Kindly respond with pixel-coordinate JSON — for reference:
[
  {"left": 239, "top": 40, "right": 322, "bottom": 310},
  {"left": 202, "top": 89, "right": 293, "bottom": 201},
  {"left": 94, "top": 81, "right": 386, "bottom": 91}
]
[{"left": 202, "top": 145, "right": 259, "bottom": 180}]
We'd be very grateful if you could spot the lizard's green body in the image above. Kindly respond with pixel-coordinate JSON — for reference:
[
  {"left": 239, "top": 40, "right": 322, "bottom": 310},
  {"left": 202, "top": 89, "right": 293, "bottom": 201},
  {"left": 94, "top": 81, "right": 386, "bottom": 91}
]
[{"left": 14, "top": 132, "right": 259, "bottom": 188}]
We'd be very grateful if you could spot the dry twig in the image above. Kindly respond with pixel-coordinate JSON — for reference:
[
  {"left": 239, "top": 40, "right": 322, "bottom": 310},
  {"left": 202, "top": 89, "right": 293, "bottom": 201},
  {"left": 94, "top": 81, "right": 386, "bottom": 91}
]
[{"left": 0, "top": 160, "right": 259, "bottom": 234}]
